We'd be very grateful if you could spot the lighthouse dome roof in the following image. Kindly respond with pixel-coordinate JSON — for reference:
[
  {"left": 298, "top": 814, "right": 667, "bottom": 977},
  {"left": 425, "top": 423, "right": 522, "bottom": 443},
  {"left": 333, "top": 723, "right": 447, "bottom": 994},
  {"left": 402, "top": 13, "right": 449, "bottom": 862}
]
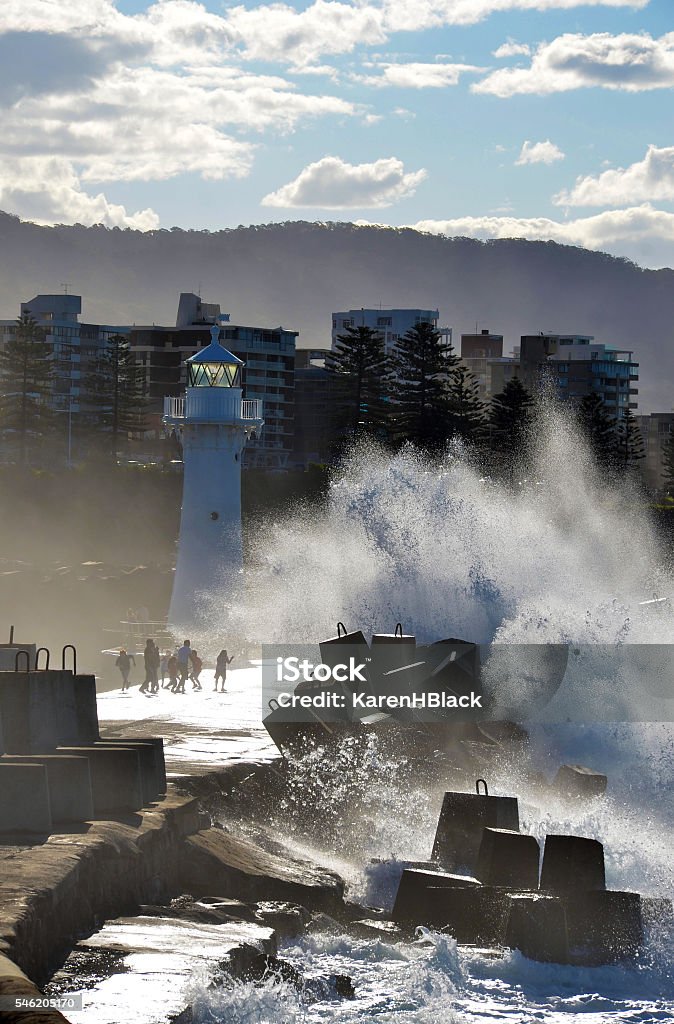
[{"left": 186, "top": 325, "right": 244, "bottom": 366}]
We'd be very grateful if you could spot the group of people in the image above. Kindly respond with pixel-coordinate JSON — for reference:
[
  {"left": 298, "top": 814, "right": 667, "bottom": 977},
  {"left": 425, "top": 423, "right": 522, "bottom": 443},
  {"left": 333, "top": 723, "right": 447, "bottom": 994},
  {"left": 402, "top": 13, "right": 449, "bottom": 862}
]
[{"left": 115, "top": 640, "right": 233, "bottom": 694}]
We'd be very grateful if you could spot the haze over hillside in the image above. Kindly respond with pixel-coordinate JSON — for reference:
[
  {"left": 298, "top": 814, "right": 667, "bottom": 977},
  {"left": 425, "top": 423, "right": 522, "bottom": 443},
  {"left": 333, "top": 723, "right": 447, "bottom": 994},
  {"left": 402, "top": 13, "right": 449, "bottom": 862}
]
[{"left": 0, "top": 213, "right": 672, "bottom": 412}]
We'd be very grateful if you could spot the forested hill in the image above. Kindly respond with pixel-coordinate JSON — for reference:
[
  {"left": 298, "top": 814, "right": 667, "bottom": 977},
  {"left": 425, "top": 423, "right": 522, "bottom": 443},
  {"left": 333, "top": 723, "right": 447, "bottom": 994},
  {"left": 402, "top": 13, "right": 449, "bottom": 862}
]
[{"left": 0, "top": 214, "right": 672, "bottom": 411}]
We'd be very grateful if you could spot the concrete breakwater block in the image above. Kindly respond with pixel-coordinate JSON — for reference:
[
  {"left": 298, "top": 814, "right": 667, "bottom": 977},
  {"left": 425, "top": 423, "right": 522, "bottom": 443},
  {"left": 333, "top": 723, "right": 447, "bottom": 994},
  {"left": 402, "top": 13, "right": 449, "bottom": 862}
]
[
  {"left": 94, "top": 739, "right": 161, "bottom": 804},
  {"left": 476, "top": 828, "right": 540, "bottom": 889},
  {"left": 540, "top": 835, "right": 606, "bottom": 893},
  {"left": 0, "top": 672, "right": 59, "bottom": 754},
  {"left": 505, "top": 890, "right": 644, "bottom": 965},
  {"left": 73, "top": 675, "right": 100, "bottom": 744},
  {"left": 0, "top": 670, "right": 99, "bottom": 754},
  {"left": 58, "top": 745, "right": 143, "bottom": 813},
  {"left": 566, "top": 890, "right": 643, "bottom": 964},
  {"left": 0, "top": 645, "right": 36, "bottom": 671},
  {"left": 1, "top": 754, "right": 93, "bottom": 823},
  {"left": 505, "top": 894, "right": 569, "bottom": 963},
  {"left": 179, "top": 827, "right": 345, "bottom": 913},
  {"left": 98, "top": 736, "right": 166, "bottom": 795},
  {"left": 392, "top": 868, "right": 481, "bottom": 926},
  {"left": 553, "top": 764, "right": 607, "bottom": 800},
  {"left": 431, "top": 789, "right": 519, "bottom": 872},
  {"left": 421, "top": 885, "right": 513, "bottom": 944},
  {"left": 0, "top": 762, "right": 51, "bottom": 833}
]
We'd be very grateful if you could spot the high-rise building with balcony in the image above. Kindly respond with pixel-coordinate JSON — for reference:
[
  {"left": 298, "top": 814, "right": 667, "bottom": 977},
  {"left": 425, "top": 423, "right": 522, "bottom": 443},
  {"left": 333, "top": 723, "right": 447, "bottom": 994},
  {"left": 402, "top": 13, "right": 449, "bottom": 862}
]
[
  {"left": 517, "top": 334, "right": 639, "bottom": 416},
  {"left": 0, "top": 293, "right": 130, "bottom": 459}
]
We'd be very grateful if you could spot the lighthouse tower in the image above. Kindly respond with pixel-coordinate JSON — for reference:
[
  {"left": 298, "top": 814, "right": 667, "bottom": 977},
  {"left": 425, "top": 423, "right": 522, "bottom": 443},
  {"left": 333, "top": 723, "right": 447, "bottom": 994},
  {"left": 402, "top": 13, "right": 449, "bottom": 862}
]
[{"left": 163, "top": 325, "right": 263, "bottom": 631}]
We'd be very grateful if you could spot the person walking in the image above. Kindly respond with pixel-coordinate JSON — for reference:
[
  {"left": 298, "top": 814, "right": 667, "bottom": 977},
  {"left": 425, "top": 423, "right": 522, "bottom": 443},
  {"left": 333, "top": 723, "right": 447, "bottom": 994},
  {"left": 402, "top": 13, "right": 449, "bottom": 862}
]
[
  {"left": 115, "top": 649, "right": 135, "bottom": 692},
  {"left": 149, "top": 641, "right": 161, "bottom": 693},
  {"left": 140, "top": 639, "right": 156, "bottom": 694},
  {"left": 214, "top": 649, "right": 233, "bottom": 692},
  {"left": 167, "top": 653, "right": 179, "bottom": 692},
  {"left": 189, "top": 649, "right": 203, "bottom": 690},
  {"left": 176, "top": 639, "right": 191, "bottom": 693}
]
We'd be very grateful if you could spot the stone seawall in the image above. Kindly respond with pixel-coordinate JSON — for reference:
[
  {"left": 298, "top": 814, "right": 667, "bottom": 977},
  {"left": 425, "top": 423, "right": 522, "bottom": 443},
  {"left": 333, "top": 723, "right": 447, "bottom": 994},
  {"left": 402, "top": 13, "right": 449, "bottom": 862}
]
[
  {"left": 0, "top": 790, "right": 203, "bottom": 989},
  {"left": 0, "top": 761, "right": 345, "bottom": 1023}
]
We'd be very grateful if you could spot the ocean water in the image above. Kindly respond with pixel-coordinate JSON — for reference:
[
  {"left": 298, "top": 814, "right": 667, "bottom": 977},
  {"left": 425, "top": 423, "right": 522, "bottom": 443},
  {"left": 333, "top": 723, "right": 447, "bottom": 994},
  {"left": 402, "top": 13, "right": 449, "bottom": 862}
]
[
  {"left": 187, "top": 929, "right": 674, "bottom": 1024},
  {"left": 164, "top": 409, "right": 674, "bottom": 1021}
]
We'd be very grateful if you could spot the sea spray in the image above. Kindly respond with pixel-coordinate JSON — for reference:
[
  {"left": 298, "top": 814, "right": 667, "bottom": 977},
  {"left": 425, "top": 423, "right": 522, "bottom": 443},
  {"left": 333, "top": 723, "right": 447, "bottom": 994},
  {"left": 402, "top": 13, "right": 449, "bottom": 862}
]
[{"left": 233, "top": 404, "right": 672, "bottom": 647}]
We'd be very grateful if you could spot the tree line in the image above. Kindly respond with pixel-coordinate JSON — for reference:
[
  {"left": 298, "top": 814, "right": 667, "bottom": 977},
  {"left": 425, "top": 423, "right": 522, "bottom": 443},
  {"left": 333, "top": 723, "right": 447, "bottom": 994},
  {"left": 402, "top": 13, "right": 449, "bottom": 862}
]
[
  {"left": 0, "top": 313, "right": 146, "bottom": 463},
  {"left": 326, "top": 321, "right": 653, "bottom": 485}
]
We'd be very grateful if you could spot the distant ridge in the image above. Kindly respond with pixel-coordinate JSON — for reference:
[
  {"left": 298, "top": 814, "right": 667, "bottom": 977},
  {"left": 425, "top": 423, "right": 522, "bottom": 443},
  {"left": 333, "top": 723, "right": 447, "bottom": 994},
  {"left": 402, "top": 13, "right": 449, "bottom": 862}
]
[{"left": 0, "top": 213, "right": 671, "bottom": 411}]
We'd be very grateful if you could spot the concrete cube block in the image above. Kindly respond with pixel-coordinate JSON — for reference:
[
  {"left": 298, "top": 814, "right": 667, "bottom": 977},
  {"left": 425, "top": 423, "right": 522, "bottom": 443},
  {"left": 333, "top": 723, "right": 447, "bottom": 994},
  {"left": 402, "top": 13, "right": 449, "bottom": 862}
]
[
  {"left": 99, "top": 736, "right": 166, "bottom": 795},
  {"left": 476, "top": 828, "right": 540, "bottom": 889},
  {"left": 540, "top": 834, "right": 605, "bottom": 893},
  {"left": 423, "top": 885, "right": 513, "bottom": 944},
  {"left": 505, "top": 893, "right": 568, "bottom": 962},
  {"left": 58, "top": 745, "right": 143, "bottom": 814},
  {"left": 95, "top": 740, "right": 160, "bottom": 804},
  {"left": 553, "top": 764, "right": 607, "bottom": 800},
  {"left": 431, "top": 790, "right": 519, "bottom": 872},
  {"left": 565, "top": 891, "right": 643, "bottom": 964},
  {"left": 73, "top": 675, "right": 100, "bottom": 744},
  {"left": 392, "top": 868, "right": 481, "bottom": 925},
  {"left": 1, "top": 754, "right": 93, "bottom": 822},
  {"left": 0, "top": 762, "right": 52, "bottom": 832}
]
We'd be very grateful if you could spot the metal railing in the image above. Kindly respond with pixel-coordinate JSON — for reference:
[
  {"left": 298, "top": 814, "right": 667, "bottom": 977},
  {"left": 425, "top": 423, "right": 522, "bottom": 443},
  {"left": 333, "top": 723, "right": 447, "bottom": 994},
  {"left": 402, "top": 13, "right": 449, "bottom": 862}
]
[{"left": 163, "top": 395, "right": 262, "bottom": 423}]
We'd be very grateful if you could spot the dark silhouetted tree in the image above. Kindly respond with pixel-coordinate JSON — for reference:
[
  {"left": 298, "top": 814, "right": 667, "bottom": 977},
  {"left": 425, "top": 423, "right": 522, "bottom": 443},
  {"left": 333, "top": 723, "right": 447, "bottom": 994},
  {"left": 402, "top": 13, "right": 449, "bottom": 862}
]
[
  {"left": 325, "top": 324, "right": 390, "bottom": 450},
  {"left": 391, "top": 321, "right": 458, "bottom": 452},
  {"left": 488, "top": 376, "right": 534, "bottom": 477},
  {"left": 662, "top": 427, "right": 674, "bottom": 496},
  {"left": 0, "top": 313, "right": 53, "bottom": 464},
  {"left": 614, "top": 408, "right": 645, "bottom": 474},
  {"left": 577, "top": 392, "right": 616, "bottom": 472},
  {"left": 447, "top": 364, "right": 486, "bottom": 446},
  {"left": 84, "top": 333, "right": 147, "bottom": 458}
]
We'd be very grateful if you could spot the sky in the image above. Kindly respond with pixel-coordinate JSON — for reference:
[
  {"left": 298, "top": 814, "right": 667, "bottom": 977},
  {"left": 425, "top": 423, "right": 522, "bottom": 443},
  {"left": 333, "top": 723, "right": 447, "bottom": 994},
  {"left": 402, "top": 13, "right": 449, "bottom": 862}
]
[{"left": 1, "top": 0, "right": 674, "bottom": 268}]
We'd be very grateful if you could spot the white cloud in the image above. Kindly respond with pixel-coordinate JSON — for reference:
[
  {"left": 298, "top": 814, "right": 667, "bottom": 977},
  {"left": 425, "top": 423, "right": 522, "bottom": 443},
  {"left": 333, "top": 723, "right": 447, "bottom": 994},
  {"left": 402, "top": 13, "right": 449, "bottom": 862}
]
[
  {"left": 261, "top": 155, "right": 426, "bottom": 208},
  {"left": 474, "top": 31, "right": 674, "bottom": 97},
  {"left": 555, "top": 144, "right": 674, "bottom": 206},
  {"left": 359, "top": 61, "right": 482, "bottom": 88},
  {"left": 493, "top": 40, "right": 531, "bottom": 58},
  {"left": 380, "top": 0, "right": 647, "bottom": 34},
  {"left": 409, "top": 204, "right": 674, "bottom": 256},
  {"left": 0, "top": 156, "right": 158, "bottom": 228},
  {"left": 516, "top": 139, "right": 566, "bottom": 165},
  {"left": 0, "top": 7, "right": 359, "bottom": 226}
]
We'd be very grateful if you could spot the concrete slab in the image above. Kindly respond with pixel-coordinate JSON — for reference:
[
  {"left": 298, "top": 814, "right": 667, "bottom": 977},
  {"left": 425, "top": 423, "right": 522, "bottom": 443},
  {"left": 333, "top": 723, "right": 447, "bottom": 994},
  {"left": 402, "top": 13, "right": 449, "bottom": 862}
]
[
  {"left": 0, "top": 763, "right": 51, "bottom": 833},
  {"left": 57, "top": 747, "right": 143, "bottom": 814},
  {"left": 1, "top": 755, "right": 93, "bottom": 824}
]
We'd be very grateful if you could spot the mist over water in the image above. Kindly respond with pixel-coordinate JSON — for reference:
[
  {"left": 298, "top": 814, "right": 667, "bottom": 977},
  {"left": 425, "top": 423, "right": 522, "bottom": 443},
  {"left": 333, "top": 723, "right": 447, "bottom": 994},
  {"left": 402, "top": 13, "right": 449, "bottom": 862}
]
[{"left": 238, "top": 406, "right": 673, "bottom": 647}]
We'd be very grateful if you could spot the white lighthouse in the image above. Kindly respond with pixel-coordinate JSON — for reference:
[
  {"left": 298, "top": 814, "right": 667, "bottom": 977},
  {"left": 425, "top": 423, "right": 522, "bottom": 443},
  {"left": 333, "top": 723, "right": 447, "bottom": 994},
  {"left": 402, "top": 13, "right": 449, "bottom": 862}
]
[{"left": 163, "top": 325, "right": 263, "bottom": 631}]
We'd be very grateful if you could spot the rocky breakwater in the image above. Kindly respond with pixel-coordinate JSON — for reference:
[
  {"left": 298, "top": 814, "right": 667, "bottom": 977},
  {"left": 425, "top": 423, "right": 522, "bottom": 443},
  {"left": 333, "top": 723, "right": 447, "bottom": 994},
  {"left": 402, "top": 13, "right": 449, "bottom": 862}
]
[{"left": 389, "top": 776, "right": 673, "bottom": 965}]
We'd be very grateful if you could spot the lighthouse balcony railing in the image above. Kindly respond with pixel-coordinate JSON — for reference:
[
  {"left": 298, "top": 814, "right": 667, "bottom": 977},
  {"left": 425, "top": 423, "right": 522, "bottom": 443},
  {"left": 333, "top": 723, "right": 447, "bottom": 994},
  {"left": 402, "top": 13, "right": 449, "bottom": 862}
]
[{"left": 163, "top": 394, "right": 263, "bottom": 423}]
